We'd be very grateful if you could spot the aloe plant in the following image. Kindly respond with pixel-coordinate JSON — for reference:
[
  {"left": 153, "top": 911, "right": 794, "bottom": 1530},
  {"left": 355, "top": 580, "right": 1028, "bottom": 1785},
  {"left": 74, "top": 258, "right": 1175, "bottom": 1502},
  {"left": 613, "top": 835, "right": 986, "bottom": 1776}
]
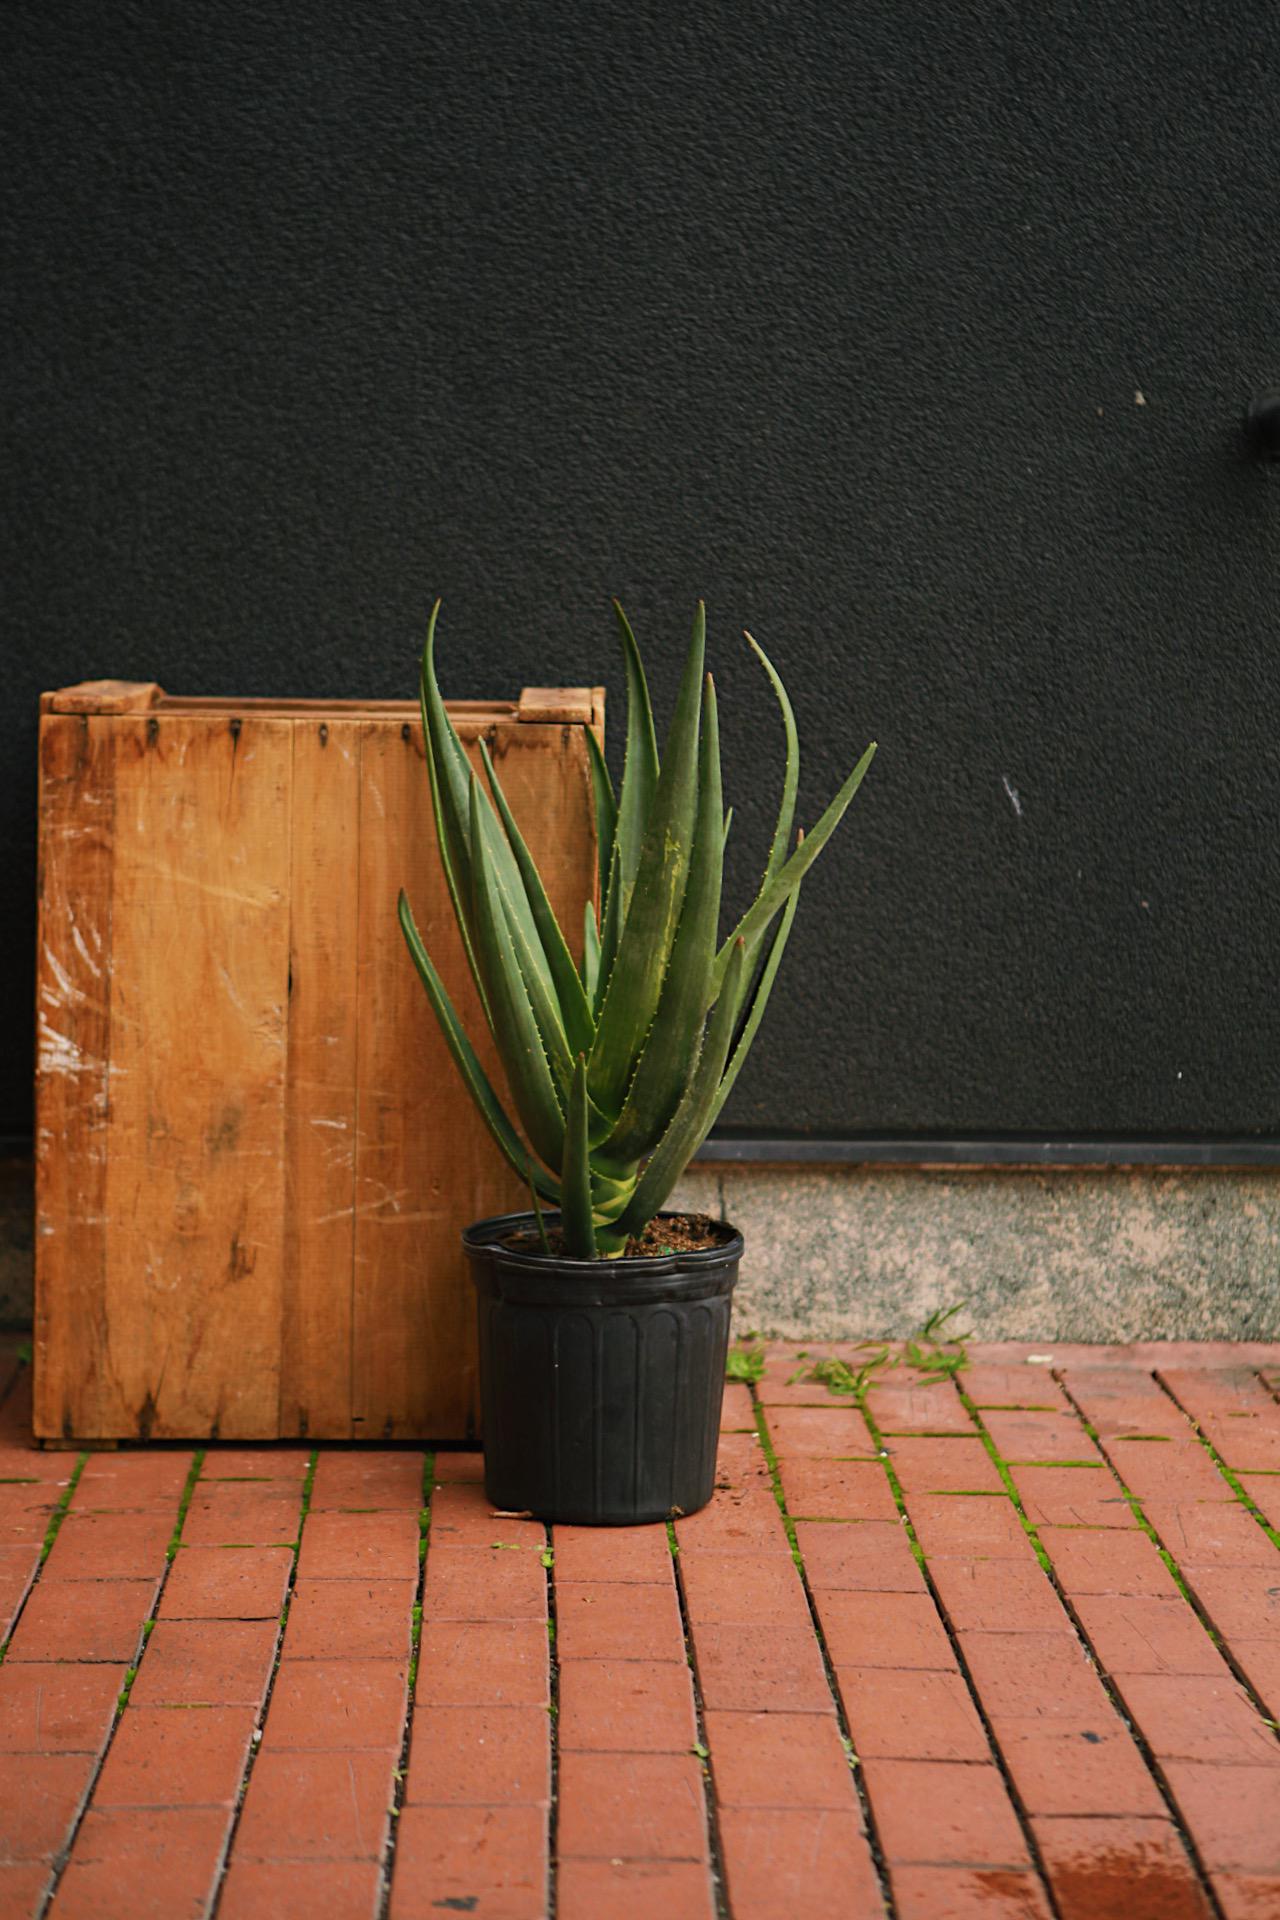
[{"left": 398, "top": 600, "right": 876, "bottom": 1259}]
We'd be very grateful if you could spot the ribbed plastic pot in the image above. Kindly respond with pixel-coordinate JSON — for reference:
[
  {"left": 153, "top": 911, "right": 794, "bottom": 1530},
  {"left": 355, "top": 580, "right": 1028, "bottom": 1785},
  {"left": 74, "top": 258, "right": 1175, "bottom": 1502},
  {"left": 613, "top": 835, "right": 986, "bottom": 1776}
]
[{"left": 463, "top": 1211, "right": 743, "bottom": 1525}]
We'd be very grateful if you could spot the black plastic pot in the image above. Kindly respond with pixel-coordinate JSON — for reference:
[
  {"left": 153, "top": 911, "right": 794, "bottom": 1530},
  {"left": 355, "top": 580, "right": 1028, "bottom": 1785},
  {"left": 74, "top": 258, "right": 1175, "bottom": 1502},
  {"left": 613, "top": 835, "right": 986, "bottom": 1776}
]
[{"left": 463, "top": 1210, "right": 743, "bottom": 1525}]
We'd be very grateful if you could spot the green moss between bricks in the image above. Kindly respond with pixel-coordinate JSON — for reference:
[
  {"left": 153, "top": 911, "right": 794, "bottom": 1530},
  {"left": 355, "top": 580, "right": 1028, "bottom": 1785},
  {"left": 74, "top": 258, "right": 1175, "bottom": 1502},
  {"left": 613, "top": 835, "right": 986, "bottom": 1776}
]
[{"left": 166, "top": 1450, "right": 206, "bottom": 1561}]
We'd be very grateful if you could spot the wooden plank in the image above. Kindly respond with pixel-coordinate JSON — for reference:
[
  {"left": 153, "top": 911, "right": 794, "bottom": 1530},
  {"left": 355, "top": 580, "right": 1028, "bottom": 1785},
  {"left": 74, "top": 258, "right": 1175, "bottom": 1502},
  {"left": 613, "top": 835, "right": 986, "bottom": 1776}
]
[
  {"left": 351, "top": 713, "right": 600, "bottom": 1440},
  {"left": 350, "top": 719, "right": 486, "bottom": 1441},
  {"left": 153, "top": 698, "right": 516, "bottom": 725},
  {"left": 516, "top": 686, "right": 596, "bottom": 725},
  {"left": 99, "top": 715, "right": 292, "bottom": 1438},
  {"left": 279, "top": 718, "right": 361, "bottom": 1439},
  {"left": 48, "top": 682, "right": 163, "bottom": 714},
  {"left": 33, "top": 714, "right": 117, "bottom": 1439}
]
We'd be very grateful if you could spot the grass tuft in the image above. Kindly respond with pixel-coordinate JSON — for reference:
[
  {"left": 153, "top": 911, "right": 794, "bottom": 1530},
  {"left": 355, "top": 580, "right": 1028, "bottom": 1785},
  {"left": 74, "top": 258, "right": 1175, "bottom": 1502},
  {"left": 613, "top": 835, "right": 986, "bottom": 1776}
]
[
  {"left": 725, "top": 1342, "right": 766, "bottom": 1383},
  {"left": 789, "top": 1305, "right": 971, "bottom": 1401}
]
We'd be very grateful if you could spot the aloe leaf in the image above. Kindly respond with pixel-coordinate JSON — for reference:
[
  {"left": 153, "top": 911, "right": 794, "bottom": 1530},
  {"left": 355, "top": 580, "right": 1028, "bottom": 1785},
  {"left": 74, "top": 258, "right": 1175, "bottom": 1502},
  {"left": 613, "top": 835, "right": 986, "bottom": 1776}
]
[
  {"left": 612, "top": 936, "right": 747, "bottom": 1241},
  {"left": 707, "top": 880, "right": 801, "bottom": 1124},
  {"left": 561, "top": 1055, "right": 598, "bottom": 1259},
  {"left": 582, "top": 901, "right": 600, "bottom": 1002},
  {"left": 722, "top": 806, "right": 733, "bottom": 853},
  {"left": 589, "top": 604, "right": 706, "bottom": 1118},
  {"left": 417, "top": 604, "right": 490, "bottom": 1021},
  {"left": 467, "top": 780, "right": 566, "bottom": 1168},
  {"left": 478, "top": 736, "right": 595, "bottom": 1057},
  {"left": 744, "top": 630, "right": 800, "bottom": 881},
  {"left": 422, "top": 617, "right": 563, "bottom": 1035},
  {"left": 594, "top": 841, "right": 623, "bottom": 1017},
  {"left": 499, "top": 891, "right": 577, "bottom": 1100},
  {"left": 528, "top": 1176, "right": 552, "bottom": 1252},
  {"left": 584, "top": 723, "right": 616, "bottom": 906},
  {"left": 610, "top": 600, "right": 660, "bottom": 918},
  {"left": 419, "top": 602, "right": 474, "bottom": 859},
  {"left": 422, "top": 614, "right": 565, "bottom": 1028},
  {"left": 714, "top": 632, "right": 803, "bottom": 1030},
  {"left": 397, "top": 890, "right": 560, "bottom": 1201},
  {"left": 603, "top": 671, "right": 723, "bottom": 1163},
  {"left": 712, "top": 739, "right": 876, "bottom": 996}
]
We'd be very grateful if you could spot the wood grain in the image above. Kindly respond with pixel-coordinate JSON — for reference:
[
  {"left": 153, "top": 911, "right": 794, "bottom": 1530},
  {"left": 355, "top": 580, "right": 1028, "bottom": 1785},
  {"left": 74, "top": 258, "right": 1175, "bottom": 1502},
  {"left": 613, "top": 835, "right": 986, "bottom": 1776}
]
[
  {"left": 47, "top": 683, "right": 163, "bottom": 715},
  {"left": 35, "top": 688, "right": 599, "bottom": 1440},
  {"left": 33, "top": 712, "right": 117, "bottom": 1439},
  {"left": 98, "top": 715, "right": 292, "bottom": 1439},
  {"left": 516, "top": 687, "right": 596, "bottom": 724},
  {"left": 350, "top": 714, "right": 599, "bottom": 1440},
  {"left": 279, "top": 719, "right": 361, "bottom": 1439},
  {"left": 350, "top": 719, "right": 490, "bottom": 1440}
]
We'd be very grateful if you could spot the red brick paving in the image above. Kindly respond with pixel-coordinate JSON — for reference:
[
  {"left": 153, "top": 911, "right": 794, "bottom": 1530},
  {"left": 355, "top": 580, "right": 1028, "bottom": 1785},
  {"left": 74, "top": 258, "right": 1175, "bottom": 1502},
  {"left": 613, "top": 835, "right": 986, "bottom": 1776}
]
[
  {"left": 551, "top": 1521, "right": 673, "bottom": 1583},
  {"left": 265, "top": 1659, "right": 410, "bottom": 1748},
  {"left": 0, "top": 1334, "right": 1279, "bottom": 1915},
  {"left": 235, "top": 1748, "right": 399, "bottom": 1859},
  {"left": 559, "top": 1658, "right": 696, "bottom": 1752},
  {"left": 125, "top": 1619, "right": 278, "bottom": 1708},
  {"left": 284, "top": 1578, "right": 417, "bottom": 1661},
  {"left": 92, "top": 1705, "right": 257, "bottom": 1807},
  {"left": 416, "top": 1619, "right": 548, "bottom": 1708},
  {"left": 218, "top": 1857, "right": 383, "bottom": 1920},
  {"left": 557, "top": 1857, "right": 716, "bottom": 1920},
  {"left": 158, "top": 1545, "right": 294, "bottom": 1620},
  {"left": 555, "top": 1577, "right": 684, "bottom": 1661},
  {"left": 0, "top": 1663, "right": 124, "bottom": 1757},
  {"left": 52, "top": 1807, "right": 231, "bottom": 1920},
  {"left": 391, "top": 1804, "right": 547, "bottom": 1920},
  {"left": 1031, "top": 1814, "right": 1212, "bottom": 1919},
  {"left": 715, "top": 1806, "right": 882, "bottom": 1919}
]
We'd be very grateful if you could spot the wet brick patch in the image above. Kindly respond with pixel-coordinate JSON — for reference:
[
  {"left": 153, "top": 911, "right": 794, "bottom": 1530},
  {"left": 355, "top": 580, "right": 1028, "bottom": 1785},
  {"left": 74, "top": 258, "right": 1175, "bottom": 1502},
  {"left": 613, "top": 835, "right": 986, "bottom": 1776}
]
[{"left": 1, "top": 1332, "right": 1279, "bottom": 1917}]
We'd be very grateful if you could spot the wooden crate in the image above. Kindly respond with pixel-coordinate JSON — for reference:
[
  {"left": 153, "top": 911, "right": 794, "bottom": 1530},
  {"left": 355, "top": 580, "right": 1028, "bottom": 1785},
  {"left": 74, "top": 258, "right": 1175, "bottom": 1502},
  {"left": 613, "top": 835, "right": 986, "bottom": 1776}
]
[{"left": 34, "top": 679, "right": 601, "bottom": 1442}]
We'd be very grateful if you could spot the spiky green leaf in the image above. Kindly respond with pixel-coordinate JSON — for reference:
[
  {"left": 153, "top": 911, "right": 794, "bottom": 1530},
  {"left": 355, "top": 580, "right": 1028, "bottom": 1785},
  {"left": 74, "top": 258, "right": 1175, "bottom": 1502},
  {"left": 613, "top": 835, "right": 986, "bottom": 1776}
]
[
  {"left": 467, "top": 780, "right": 566, "bottom": 1168},
  {"left": 479, "top": 737, "right": 594, "bottom": 1057},
  {"left": 603, "top": 671, "right": 724, "bottom": 1162},
  {"left": 416, "top": 603, "right": 490, "bottom": 1021},
  {"left": 584, "top": 724, "right": 616, "bottom": 906},
  {"left": 745, "top": 630, "right": 800, "bottom": 881},
  {"left": 594, "top": 841, "right": 623, "bottom": 1017},
  {"left": 561, "top": 1054, "right": 597, "bottom": 1259},
  {"left": 609, "top": 600, "right": 660, "bottom": 920},
  {"left": 611, "top": 937, "right": 747, "bottom": 1240},
  {"left": 421, "top": 615, "right": 566, "bottom": 1035},
  {"left": 708, "top": 881, "right": 801, "bottom": 1124},
  {"left": 588, "top": 605, "right": 706, "bottom": 1118},
  {"left": 714, "top": 632, "right": 803, "bottom": 1030},
  {"left": 582, "top": 901, "right": 601, "bottom": 1002},
  {"left": 397, "top": 891, "right": 559, "bottom": 1201},
  {"left": 712, "top": 740, "right": 876, "bottom": 996}
]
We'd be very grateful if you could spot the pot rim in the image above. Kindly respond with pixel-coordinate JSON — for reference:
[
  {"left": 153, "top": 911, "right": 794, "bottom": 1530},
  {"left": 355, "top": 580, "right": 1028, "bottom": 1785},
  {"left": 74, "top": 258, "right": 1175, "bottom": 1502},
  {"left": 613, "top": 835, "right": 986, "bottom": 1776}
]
[{"left": 462, "top": 1207, "right": 744, "bottom": 1276}]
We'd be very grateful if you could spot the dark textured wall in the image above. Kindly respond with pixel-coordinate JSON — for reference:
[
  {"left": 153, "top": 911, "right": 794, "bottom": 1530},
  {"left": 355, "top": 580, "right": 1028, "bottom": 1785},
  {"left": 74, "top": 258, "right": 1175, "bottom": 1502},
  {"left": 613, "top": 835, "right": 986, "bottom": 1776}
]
[{"left": 6, "top": 1, "right": 1280, "bottom": 1140}]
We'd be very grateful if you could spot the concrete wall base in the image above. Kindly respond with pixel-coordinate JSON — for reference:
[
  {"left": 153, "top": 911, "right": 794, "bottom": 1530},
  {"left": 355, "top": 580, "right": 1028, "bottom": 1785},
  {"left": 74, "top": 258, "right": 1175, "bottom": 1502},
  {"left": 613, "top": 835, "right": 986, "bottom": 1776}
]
[{"left": 672, "top": 1161, "right": 1280, "bottom": 1343}]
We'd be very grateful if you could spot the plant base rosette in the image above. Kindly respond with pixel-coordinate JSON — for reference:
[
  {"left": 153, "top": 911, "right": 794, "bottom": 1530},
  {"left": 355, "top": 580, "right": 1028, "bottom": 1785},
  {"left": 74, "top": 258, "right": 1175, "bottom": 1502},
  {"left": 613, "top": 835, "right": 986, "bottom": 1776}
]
[{"left": 464, "top": 1212, "right": 743, "bottom": 1524}]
